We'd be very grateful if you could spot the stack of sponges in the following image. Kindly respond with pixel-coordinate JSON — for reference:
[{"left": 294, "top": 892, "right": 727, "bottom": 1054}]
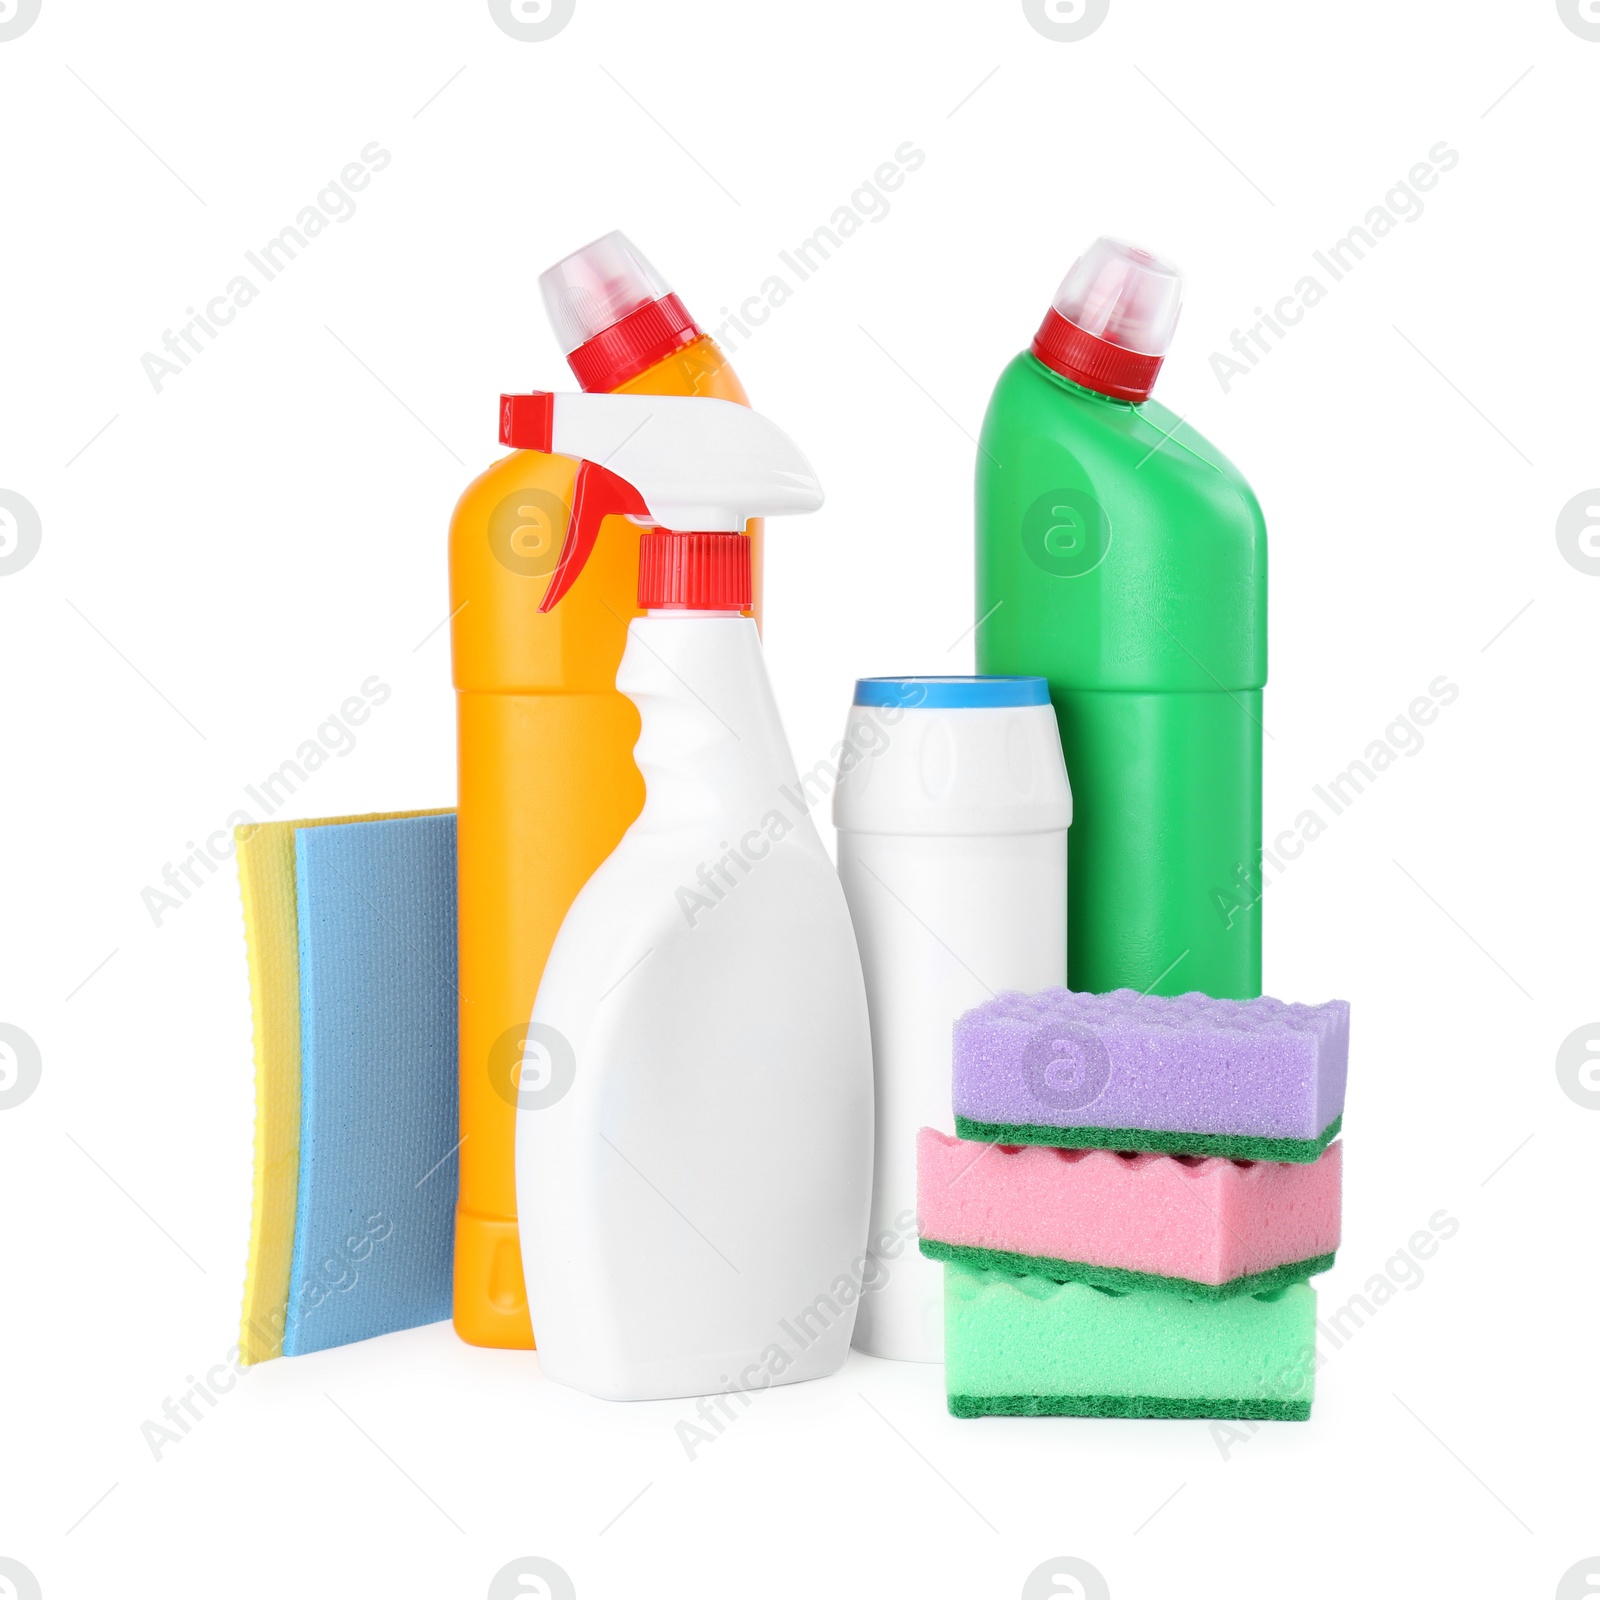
[
  {"left": 236, "top": 810, "right": 459, "bottom": 1363},
  {"left": 918, "top": 987, "right": 1348, "bottom": 1420}
]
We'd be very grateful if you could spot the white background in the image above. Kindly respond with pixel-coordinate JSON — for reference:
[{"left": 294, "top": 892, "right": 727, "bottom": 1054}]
[{"left": 2, "top": 2, "right": 1596, "bottom": 1597}]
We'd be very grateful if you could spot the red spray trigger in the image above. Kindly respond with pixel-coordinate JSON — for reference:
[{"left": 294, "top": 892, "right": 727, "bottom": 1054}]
[
  {"left": 538, "top": 460, "right": 649, "bottom": 613},
  {"left": 500, "top": 392, "right": 650, "bottom": 613}
]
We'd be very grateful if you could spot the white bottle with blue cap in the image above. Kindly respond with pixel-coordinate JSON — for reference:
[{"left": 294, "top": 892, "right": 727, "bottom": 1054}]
[{"left": 833, "top": 676, "right": 1071, "bottom": 1363}]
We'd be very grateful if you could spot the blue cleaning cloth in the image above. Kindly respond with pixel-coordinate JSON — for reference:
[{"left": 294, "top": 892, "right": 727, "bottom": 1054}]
[{"left": 284, "top": 814, "right": 459, "bottom": 1355}]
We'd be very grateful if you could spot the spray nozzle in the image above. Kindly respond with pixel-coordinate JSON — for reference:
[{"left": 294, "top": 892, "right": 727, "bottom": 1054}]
[{"left": 499, "top": 392, "right": 822, "bottom": 612}]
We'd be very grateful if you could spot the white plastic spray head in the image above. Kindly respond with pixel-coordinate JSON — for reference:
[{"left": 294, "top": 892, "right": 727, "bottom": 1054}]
[{"left": 497, "top": 391, "right": 822, "bottom": 611}]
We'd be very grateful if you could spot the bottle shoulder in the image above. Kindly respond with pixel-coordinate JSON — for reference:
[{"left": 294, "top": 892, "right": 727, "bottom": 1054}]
[
  {"left": 977, "top": 354, "right": 1266, "bottom": 690},
  {"left": 982, "top": 352, "right": 1263, "bottom": 528},
  {"left": 535, "top": 785, "right": 852, "bottom": 1047},
  {"left": 620, "top": 618, "right": 796, "bottom": 776},
  {"left": 449, "top": 448, "right": 575, "bottom": 541},
  {"left": 616, "top": 335, "right": 749, "bottom": 402},
  {"left": 550, "top": 620, "right": 841, "bottom": 965},
  {"left": 448, "top": 448, "right": 642, "bottom": 693}
]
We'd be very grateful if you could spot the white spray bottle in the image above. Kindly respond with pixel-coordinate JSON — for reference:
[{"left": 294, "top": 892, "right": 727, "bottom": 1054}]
[{"left": 510, "top": 391, "right": 873, "bottom": 1402}]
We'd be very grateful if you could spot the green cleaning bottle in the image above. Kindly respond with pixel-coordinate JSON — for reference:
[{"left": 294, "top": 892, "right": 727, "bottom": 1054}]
[{"left": 975, "top": 237, "right": 1266, "bottom": 1000}]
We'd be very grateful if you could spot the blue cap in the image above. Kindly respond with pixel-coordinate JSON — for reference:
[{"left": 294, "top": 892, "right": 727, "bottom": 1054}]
[{"left": 852, "top": 675, "right": 1051, "bottom": 710}]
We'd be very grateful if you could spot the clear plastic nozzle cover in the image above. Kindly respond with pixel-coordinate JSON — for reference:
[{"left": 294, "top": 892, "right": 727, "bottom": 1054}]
[
  {"left": 1050, "top": 236, "right": 1183, "bottom": 357},
  {"left": 539, "top": 231, "right": 675, "bottom": 354}
]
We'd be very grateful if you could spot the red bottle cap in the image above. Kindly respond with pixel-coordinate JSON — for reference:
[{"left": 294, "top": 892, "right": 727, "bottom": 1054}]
[
  {"left": 637, "top": 531, "right": 751, "bottom": 611},
  {"left": 1030, "top": 237, "right": 1182, "bottom": 403},
  {"left": 539, "top": 232, "right": 705, "bottom": 393},
  {"left": 567, "top": 294, "right": 701, "bottom": 392}
]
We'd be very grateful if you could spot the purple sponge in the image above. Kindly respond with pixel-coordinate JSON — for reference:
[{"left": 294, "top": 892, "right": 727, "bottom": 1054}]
[{"left": 952, "top": 988, "right": 1348, "bottom": 1162}]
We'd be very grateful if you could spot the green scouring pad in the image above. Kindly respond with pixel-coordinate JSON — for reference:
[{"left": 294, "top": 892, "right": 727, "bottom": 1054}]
[
  {"left": 951, "top": 1115, "right": 1341, "bottom": 1164},
  {"left": 943, "top": 1261, "right": 1317, "bottom": 1421},
  {"left": 920, "top": 1237, "right": 1336, "bottom": 1302}
]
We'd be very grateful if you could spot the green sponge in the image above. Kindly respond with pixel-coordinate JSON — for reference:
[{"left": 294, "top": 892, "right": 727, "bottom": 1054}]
[
  {"left": 920, "top": 1237, "right": 1336, "bottom": 1302},
  {"left": 952, "top": 1114, "right": 1341, "bottom": 1164},
  {"left": 944, "top": 1262, "right": 1317, "bottom": 1421}
]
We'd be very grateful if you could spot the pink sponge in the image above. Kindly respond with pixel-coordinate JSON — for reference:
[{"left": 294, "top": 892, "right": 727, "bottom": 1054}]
[{"left": 918, "top": 1128, "right": 1340, "bottom": 1299}]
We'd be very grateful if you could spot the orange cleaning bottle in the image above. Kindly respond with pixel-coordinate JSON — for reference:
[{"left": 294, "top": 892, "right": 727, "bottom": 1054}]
[{"left": 449, "top": 233, "right": 761, "bottom": 1348}]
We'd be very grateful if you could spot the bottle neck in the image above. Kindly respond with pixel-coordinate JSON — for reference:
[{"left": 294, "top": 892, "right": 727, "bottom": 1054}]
[
  {"left": 1026, "top": 350, "right": 1142, "bottom": 409},
  {"left": 621, "top": 617, "right": 791, "bottom": 820}
]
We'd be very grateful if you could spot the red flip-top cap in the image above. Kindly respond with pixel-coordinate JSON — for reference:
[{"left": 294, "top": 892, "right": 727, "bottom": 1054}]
[
  {"left": 1032, "top": 309, "right": 1165, "bottom": 403},
  {"left": 1031, "top": 237, "right": 1182, "bottom": 403},
  {"left": 568, "top": 294, "right": 701, "bottom": 392},
  {"left": 539, "top": 232, "right": 705, "bottom": 393},
  {"left": 637, "top": 532, "right": 751, "bottom": 611}
]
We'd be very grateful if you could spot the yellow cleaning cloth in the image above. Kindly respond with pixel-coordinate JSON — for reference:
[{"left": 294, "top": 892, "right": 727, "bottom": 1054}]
[{"left": 236, "top": 809, "right": 451, "bottom": 1364}]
